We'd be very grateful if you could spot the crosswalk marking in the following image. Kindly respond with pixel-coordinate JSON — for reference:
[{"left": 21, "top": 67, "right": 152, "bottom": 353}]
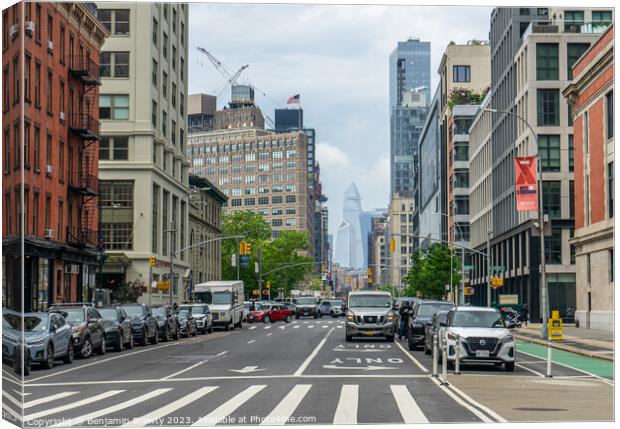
[
  {"left": 24, "top": 391, "right": 79, "bottom": 409},
  {"left": 278, "top": 326, "right": 286, "bottom": 330},
  {"left": 390, "top": 385, "right": 429, "bottom": 423},
  {"left": 51, "top": 388, "right": 171, "bottom": 427},
  {"left": 336, "top": 325, "right": 343, "bottom": 328},
  {"left": 333, "top": 385, "right": 358, "bottom": 424},
  {"left": 308, "top": 325, "right": 314, "bottom": 329},
  {"left": 293, "top": 325, "right": 300, "bottom": 329},
  {"left": 2, "top": 390, "right": 21, "bottom": 408},
  {"left": 24, "top": 390, "right": 125, "bottom": 421},
  {"left": 123, "top": 386, "right": 218, "bottom": 427},
  {"left": 249, "top": 326, "right": 257, "bottom": 330},
  {"left": 322, "top": 325, "right": 329, "bottom": 328},
  {"left": 192, "top": 385, "right": 267, "bottom": 426},
  {"left": 260, "top": 384, "right": 312, "bottom": 426},
  {"left": 264, "top": 326, "right": 271, "bottom": 330}
]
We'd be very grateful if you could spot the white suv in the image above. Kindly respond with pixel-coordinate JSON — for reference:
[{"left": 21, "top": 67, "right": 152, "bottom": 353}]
[{"left": 437, "top": 306, "right": 516, "bottom": 371}]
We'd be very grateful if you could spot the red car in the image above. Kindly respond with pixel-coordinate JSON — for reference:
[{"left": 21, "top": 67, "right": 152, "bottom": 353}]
[{"left": 247, "top": 303, "right": 293, "bottom": 324}]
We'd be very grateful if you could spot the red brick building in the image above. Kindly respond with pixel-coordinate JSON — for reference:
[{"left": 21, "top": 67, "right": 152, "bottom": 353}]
[
  {"left": 2, "top": 2, "right": 108, "bottom": 311},
  {"left": 564, "top": 25, "right": 614, "bottom": 330}
]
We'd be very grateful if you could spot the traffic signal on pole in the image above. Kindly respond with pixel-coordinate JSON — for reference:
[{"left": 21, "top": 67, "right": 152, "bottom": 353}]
[
  {"left": 390, "top": 239, "right": 395, "bottom": 254},
  {"left": 266, "top": 281, "right": 271, "bottom": 289},
  {"left": 149, "top": 256, "right": 156, "bottom": 267},
  {"left": 239, "top": 242, "right": 246, "bottom": 255},
  {"left": 245, "top": 243, "right": 252, "bottom": 254},
  {"left": 367, "top": 267, "right": 373, "bottom": 276}
]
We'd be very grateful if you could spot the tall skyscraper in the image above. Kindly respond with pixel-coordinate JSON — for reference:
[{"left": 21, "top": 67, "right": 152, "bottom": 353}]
[
  {"left": 389, "top": 38, "right": 431, "bottom": 197},
  {"left": 335, "top": 183, "right": 364, "bottom": 269}
]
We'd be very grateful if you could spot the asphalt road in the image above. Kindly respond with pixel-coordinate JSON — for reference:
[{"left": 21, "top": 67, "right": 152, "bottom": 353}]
[{"left": 1, "top": 318, "right": 611, "bottom": 427}]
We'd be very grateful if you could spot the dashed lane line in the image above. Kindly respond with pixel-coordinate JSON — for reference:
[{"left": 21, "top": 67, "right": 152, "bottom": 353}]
[
  {"left": 248, "top": 340, "right": 256, "bottom": 344},
  {"left": 161, "top": 360, "right": 208, "bottom": 380}
]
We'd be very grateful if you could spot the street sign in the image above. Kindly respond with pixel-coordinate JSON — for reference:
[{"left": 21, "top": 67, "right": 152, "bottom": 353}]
[
  {"left": 464, "top": 287, "right": 474, "bottom": 296},
  {"left": 231, "top": 254, "right": 237, "bottom": 267},
  {"left": 463, "top": 265, "right": 474, "bottom": 271},
  {"left": 240, "top": 254, "right": 250, "bottom": 268},
  {"left": 491, "top": 276, "right": 504, "bottom": 287},
  {"left": 499, "top": 294, "right": 518, "bottom": 304},
  {"left": 492, "top": 265, "right": 505, "bottom": 271},
  {"left": 252, "top": 289, "right": 259, "bottom": 295}
]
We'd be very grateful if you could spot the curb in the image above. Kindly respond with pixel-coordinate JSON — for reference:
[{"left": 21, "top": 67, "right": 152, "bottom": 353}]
[{"left": 513, "top": 333, "right": 614, "bottom": 362}]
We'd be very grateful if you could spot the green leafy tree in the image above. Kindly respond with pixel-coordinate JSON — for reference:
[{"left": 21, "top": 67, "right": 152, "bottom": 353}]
[
  {"left": 405, "top": 244, "right": 461, "bottom": 299},
  {"left": 110, "top": 281, "right": 142, "bottom": 303},
  {"left": 262, "top": 230, "right": 315, "bottom": 295}
]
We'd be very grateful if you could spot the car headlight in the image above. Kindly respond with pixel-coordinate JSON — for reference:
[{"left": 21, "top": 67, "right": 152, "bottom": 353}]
[
  {"left": 219, "top": 312, "right": 226, "bottom": 317},
  {"left": 27, "top": 338, "right": 46, "bottom": 346},
  {"left": 346, "top": 313, "right": 355, "bottom": 322},
  {"left": 447, "top": 332, "right": 458, "bottom": 341},
  {"left": 72, "top": 326, "right": 83, "bottom": 334},
  {"left": 386, "top": 314, "right": 395, "bottom": 322},
  {"left": 501, "top": 334, "right": 514, "bottom": 342}
]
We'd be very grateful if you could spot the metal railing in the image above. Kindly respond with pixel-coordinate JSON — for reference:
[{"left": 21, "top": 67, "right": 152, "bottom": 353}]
[
  {"left": 69, "top": 55, "right": 100, "bottom": 83},
  {"left": 66, "top": 226, "right": 98, "bottom": 247},
  {"left": 68, "top": 113, "right": 101, "bottom": 139},
  {"left": 68, "top": 170, "right": 99, "bottom": 194}
]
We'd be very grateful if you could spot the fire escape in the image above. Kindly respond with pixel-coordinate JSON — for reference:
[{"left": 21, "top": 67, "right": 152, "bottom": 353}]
[{"left": 66, "top": 53, "right": 101, "bottom": 247}]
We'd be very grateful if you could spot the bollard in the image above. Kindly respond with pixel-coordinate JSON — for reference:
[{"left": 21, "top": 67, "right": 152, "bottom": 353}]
[
  {"left": 454, "top": 334, "right": 461, "bottom": 375},
  {"left": 432, "top": 333, "right": 438, "bottom": 377},
  {"left": 440, "top": 334, "right": 449, "bottom": 385},
  {"left": 546, "top": 336, "right": 553, "bottom": 378}
]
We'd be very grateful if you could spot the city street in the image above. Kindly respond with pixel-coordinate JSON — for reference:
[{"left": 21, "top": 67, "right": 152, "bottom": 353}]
[{"left": 3, "top": 319, "right": 613, "bottom": 426}]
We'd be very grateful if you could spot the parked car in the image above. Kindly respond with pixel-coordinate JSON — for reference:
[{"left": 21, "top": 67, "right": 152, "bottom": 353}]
[
  {"left": 152, "top": 305, "right": 180, "bottom": 341},
  {"left": 121, "top": 304, "right": 158, "bottom": 346},
  {"left": 98, "top": 306, "right": 133, "bottom": 351},
  {"left": 294, "top": 296, "right": 319, "bottom": 319},
  {"left": 394, "top": 297, "right": 419, "bottom": 311},
  {"left": 345, "top": 291, "right": 397, "bottom": 342},
  {"left": 318, "top": 300, "right": 345, "bottom": 318},
  {"left": 2, "top": 310, "right": 74, "bottom": 374},
  {"left": 178, "top": 304, "right": 213, "bottom": 334},
  {"left": 437, "top": 306, "right": 516, "bottom": 371},
  {"left": 49, "top": 304, "right": 106, "bottom": 358},
  {"left": 176, "top": 309, "right": 198, "bottom": 337},
  {"left": 423, "top": 311, "right": 450, "bottom": 355},
  {"left": 283, "top": 302, "right": 297, "bottom": 315},
  {"left": 407, "top": 300, "right": 456, "bottom": 351}
]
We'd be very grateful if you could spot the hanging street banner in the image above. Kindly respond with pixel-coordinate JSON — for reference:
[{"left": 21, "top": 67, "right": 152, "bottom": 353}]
[{"left": 514, "top": 156, "right": 538, "bottom": 212}]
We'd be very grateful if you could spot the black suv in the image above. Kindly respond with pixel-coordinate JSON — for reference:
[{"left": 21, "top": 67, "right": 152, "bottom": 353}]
[
  {"left": 98, "top": 306, "right": 133, "bottom": 351},
  {"left": 152, "top": 305, "right": 180, "bottom": 341},
  {"left": 407, "top": 300, "right": 455, "bottom": 351},
  {"left": 120, "top": 304, "right": 159, "bottom": 346},
  {"left": 48, "top": 304, "right": 106, "bottom": 358}
]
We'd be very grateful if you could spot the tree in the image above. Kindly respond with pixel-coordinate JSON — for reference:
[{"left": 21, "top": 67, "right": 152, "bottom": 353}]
[
  {"left": 110, "top": 281, "right": 143, "bottom": 303},
  {"left": 405, "top": 244, "right": 461, "bottom": 299},
  {"left": 262, "top": 231, "right": 315, "bottom": 295}
]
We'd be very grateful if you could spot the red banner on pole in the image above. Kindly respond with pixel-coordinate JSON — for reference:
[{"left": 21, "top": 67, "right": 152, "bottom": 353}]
[{"left": 514, "top": 156, "right": 538, "bottom": 212}]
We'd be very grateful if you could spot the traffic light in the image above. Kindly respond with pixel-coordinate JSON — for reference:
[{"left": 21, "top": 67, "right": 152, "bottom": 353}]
[
  {"left": 149, "top": 256, "right": 156, "bottom": 267},
  {"left": 367, "top": 267, "right": 373, "bottom": 276},
  {"left": 239, "top": 242, "right": 246, "bottom": 255},
  {"left": 245, "top": 242, "right": 252, "bottom": 254},
  {"left": 266, "top": 281, "right": 271, "bottom": 289}
]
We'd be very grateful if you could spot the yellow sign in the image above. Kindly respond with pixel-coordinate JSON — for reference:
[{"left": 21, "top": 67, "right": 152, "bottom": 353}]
[
  {"left": 491, "top": 276, "right": 504, "bottom": 287},
  {"left": 322, "top": 264, "right": 326, "bottom": 273},
  {"left": 368, "top": 277, "right": 373, "bottom": 284},
  {"left": 367, "top": 267, "right": 373, "bottom": 275},
  {"left": 252, "top": 289, "right": 259, "bottom": 295},
  {"left": 346, "top": 277, "right": 351, "bottom": 284},
  {"left": 389, "top": 239, "right": 395, "bottom": 254},
  {"left": 464, "top": 287, "right": 474, "bottom": 296},
  {"left": 548, "top": 310, "right": 563, "bottom": 340},
  {"left": 157, "top": 280, "right": 170, "bottom": 291},
  {"left": 149, "top": 256, "right": 156, "bottom": 267},
  {"left": 262, "top": 289, "right": 269, "bottom": 295}
]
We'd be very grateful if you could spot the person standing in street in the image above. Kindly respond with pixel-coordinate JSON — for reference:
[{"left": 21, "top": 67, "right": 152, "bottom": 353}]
[
  {"left": 398, "top": 301, "right": 413, "bottom": 341},
  {"left": 520, "top": 303, "right": 529, "bottom": 327}
]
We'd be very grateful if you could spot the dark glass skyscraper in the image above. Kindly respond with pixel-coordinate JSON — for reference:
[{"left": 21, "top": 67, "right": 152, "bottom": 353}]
[{"left": 389, "top": 38, "right": 431, "bottom": 197}]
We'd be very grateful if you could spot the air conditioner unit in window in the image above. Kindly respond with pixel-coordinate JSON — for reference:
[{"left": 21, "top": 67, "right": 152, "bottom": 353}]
[
  {"left": 59, "top": 111, "right": 65, "bottom": 121},
  {"left": 25, "top": 21, "right": 35, "bottom": 35},
  {"left": 47, "top": 40, "right": 54, "bottom": 53},
  {"left": 44, "top": 228, "right": 54, "bottom": 239},
  {"left": 46, "top": 164, "right": 53, "bottom": 175},
  {"left": 10, "top": 24, "right": 18, "bottom": 39}
]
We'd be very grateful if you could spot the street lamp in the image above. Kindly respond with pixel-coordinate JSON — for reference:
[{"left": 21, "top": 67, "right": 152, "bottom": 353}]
[
  {"left": 433, "top": 212, "right": 465, "bottom": 305},
  {"left": 484, "top": 107, "right": 548, "bottom": 338}
]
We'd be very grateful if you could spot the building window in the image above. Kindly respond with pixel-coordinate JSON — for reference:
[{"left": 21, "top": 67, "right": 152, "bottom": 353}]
[
  {"left": 545, "top": 227, "right": 562, "bottom": 264},
  {"left": 606, "top": 91, "right": 613, "bottom": 140},
  {"left": 567, "top": 43, "right": 590, "bottom": 80},
  {"left": 454, "top": 196, "right": 469, "bottom": 215},
  {"left": 592, "top": 10, "right": 613, "bottom": 26},
  {"left": 231, "top": 199, "right": 242, "bottom": 207},
  {"left": 609, "top": 249, "right": 614, "bottom": 283},
  {"left": 99, "top": 94, "right": 129, "bottom": 120},
  {"left": 33, "top": 126, "right": 40, "bottom": 170},
  {"left": 272, "top": 196, "right": 283, "bottom": 204},
  {"left": 286, "top": 218, "right": 297, "bottom": 227},
  {"left": 162, "top": 110, "right": 167, "bottom": 136},
  {"left": 564, "top": 10, "right": 584, "bottom": 32},
  {"left": 46, "top": 70, "right": 52, "bottom": 113},
  {"left": 285, "top": 195, "right": 296, "bottom": 203},
  {"left": 272, "top": 219, "right": 283, "bottom": 227},
  {"left": 3, "top": 128, "right": 9, "bottom": 173},
  {"left": 569, "top": 180, "right": 574, "bottom": 219},
  {"left": 163, "top": 32, "right": 168, "bottom": 59},
  {"left": 99, "top": 136, "right": 129, "bottom": 160},
  {"left": 537, "top": 89, "right": 560, "bottom": 126},
  {"left": 152, "top": 184, "right": 159, "bottom": 253},
  {"left": 452, "top": 65, "right": 470, "bottom": 82},
  {"left": 101, "top": 223, "right": 133, "bottom": 250},
  {"left": 162, "top": 71, "right": 168, "bottom": 98},
  {"left": 568, "top": 135, "right": 574, "bottom": 172},
  {"left": 97, "top": 9, "right": 130, "bottom": 35},
  {"left": 99, "top": 52, "right": 129, "bottom": 78},
  {"left": 542, "top": 181, "right": 562, "bottom": 218},
  {"left": 608, "top": 161, "right": 614, "bottom": 219},
  {"left": 152, "top": 100, "right": 157, "bottom": 127},
  {"left": 454, "top": 144, "right": 468, "bottom": 161},
  {"left": 258, "top": 197, "right": 268, "bottom": 205},
  {"left": 539, "top": 135, "right": 561, "bottom": 171},
  {"left": 536, "top": 43, "right": 559, "bottom": 80},
  {"left": 454, "top": 169, "right": 469, "bottom": 188},
  {"left": 244, "top": 198, "right": 255, "bottom": 206},
  {"left": 34, "top": 62, "right": 40, "bottom": 107}
]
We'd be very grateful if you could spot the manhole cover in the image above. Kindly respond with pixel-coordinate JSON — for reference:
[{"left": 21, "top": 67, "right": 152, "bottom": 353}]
[{"left": 513, "top": 408, "right": 568, "bottom": 412}]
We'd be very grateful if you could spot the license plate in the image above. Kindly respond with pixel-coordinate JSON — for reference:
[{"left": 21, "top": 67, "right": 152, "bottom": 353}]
[
  {"left": 476, "top": 350, "right": 490, "bottom": 358},
  {"left": 362, "top": 331, "right": 375, "bottom": 336}
]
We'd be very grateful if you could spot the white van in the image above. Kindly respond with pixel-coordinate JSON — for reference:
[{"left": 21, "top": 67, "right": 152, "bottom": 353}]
[{"left": 193, "top": 281, "right": 244, "bottom": 330}]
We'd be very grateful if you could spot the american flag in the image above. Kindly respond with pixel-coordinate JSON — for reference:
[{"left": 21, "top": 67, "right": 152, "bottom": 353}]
[{"left": 286, "top": 94, "right": 300, "bottom": 104}]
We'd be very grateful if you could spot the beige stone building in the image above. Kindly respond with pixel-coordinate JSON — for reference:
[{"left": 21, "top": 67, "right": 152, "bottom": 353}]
[
  {"left": 387, "top": 195, "right": 415, "bottom": 290},
  {"left": 369, "top": 215, "right": 388, "bottom": 285}
]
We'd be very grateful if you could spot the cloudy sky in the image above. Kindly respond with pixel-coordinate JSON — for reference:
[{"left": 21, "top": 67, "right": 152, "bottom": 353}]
[{"left": 188, "top": 2, "right": 492, "bottom": 236}]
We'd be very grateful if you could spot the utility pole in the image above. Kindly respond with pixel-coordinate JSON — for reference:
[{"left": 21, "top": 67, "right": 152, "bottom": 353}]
[
  {"left": 487, "top": 228, "right": 492, "bottom": 307},
  {"left": 236, "top": 237, "right": 241, "bottom": 280},
  {"left": 169, "top": 219, "right": 175, "bottom": 306},
  {"left": 258, "top": 244, "right": 263, "bottom": 298}
]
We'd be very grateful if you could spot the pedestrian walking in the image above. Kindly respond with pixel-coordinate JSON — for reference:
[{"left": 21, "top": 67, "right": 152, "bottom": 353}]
[
  {"left": 398, "top": 301, "right": 413, "bottom": 341},
  {"left": 520, "top": 303, "right": 529, "bottom": 327}
]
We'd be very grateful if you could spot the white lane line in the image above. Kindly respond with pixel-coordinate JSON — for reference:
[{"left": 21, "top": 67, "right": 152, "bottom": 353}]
[
  {"left": 279, "top": 326, "right": 286, "bottom": 330},
  {"left": 264, "top": 325, "right": 272, "bottom": 330},
  {"left": 248, "top": 339, "right": 256, "bottom": 344},
  {"left": 123, "top": 386, "right": 219, "bottom": 427},
  {"left": 51, "top": 388, "right": 171, "bottom": 427},
  {"left": 192, "top": 385, "right": 267, "bottom": 426},
  {"left": 2, "top": 390, "right": 22, "bottom": 408},
  {"left": 161, "top": 360, "right": 208, "bottom": 380},
  {"left": 516, "top": 363, "right": 545, "bottom": 377},
  {"left": 322, "top": 325, "right": 329, "bottom": 328},
  {"left": 2, "top": 404, "right": 22, "bottom": 422},
  {"left": 249, "top": 326, "right": 257, "bottom": 330},
  {"left": 24, "top": 391, "right": 79, "bottom": 409},
  {"left": 216, "top": 351, "right": 228, "bottom": 357},
  {"left": 308, "top": 325, "right": 315, "bottom": 329},
  {"left": 303, "top": 321, "right": 309, "bottom": 324},
  {"left": 2, "top": 369, "right": 22, "bottom": 385},
  {"left": 293, "top": 325, "right": 300, "bottom": 329},
  {"left": 394, "top": 340, "right": 429, "bottom": 372},
  {"left": 333, "top": 384, "right": 358, "bottom": 424},
  {"left": 390, "top": 385, "right": 429, "bottom": 423},
  {"left": 267, "top": 333, "right": 273, "bottom": 337},
  {"left": 294, "top": 327, "right": 335, "bottom": 376},
  {"left": 446, "top": 382, "right": 508, "bottom": 422},
  {"left": 428, "top": 376, "right": 493, "bottom": 422},
  {"left": 24, "top": 390, "right": 125, "bottom": 421},
  {"left": 336, "top": 325, "right": 343, "bottom": 329},
  {"left": 260, "top": 384, "right": 312, "bottom": 426}
]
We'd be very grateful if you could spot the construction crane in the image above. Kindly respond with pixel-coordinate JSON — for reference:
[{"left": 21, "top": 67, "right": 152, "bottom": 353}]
[{"left": 197, "top": 47, "right": 248, "bottom": 98}]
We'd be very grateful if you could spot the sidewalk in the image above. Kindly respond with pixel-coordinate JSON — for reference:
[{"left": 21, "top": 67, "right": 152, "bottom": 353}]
[{"left": 513, "top": 324, "right": 614, "bottom": 361}]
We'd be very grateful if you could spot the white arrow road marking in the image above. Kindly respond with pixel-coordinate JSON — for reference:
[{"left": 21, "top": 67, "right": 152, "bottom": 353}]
[
  {"left": 248, "top": 339, "right": 256, "bottom": 344},
  {"left": 193, "top": 385, "right": 267, "bottom": 426},
  {"left": 24, "top": 391, "right": 79, "bottom": 408},
  {"left": 249, "top": 326, "right": 257, "bottom": 330},
  {"left": 260, "top": 384, "right": 312, "bottom": 426},
  {"left": 51, "top": 388, "right": 171, "bottom": 427},
  {"left": 122, "top": 386, "right": 219, "bottom": 427},
  {"left": 390, "top": 385, "right": 429, "bottom": 423},
  {"left": 333, "top": 385, "right": 358, "bottom": 424},
  {"left": 24, "top": 390, "right": 125, "bottom": 421},
  {"left": 322, "top": 365, "right": 397, "bottom": 371},
  {"left": 229, "top": 366, "right": 266, "bottom": 374}
]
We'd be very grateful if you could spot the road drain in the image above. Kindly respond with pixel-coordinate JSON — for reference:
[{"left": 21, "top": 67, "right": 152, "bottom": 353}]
[{"left": 513, "top": 408, "right": 568, "bottom": 412}]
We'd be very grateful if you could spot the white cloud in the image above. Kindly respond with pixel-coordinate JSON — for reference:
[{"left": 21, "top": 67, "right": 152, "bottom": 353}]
[{"left": 316, "top": 142, "right": 351, "bottom": 168}]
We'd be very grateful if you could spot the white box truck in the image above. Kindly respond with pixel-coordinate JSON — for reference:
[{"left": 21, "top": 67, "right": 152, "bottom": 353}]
[{"left": 193, "top": 281, "right": 244, "bottom": 330}]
